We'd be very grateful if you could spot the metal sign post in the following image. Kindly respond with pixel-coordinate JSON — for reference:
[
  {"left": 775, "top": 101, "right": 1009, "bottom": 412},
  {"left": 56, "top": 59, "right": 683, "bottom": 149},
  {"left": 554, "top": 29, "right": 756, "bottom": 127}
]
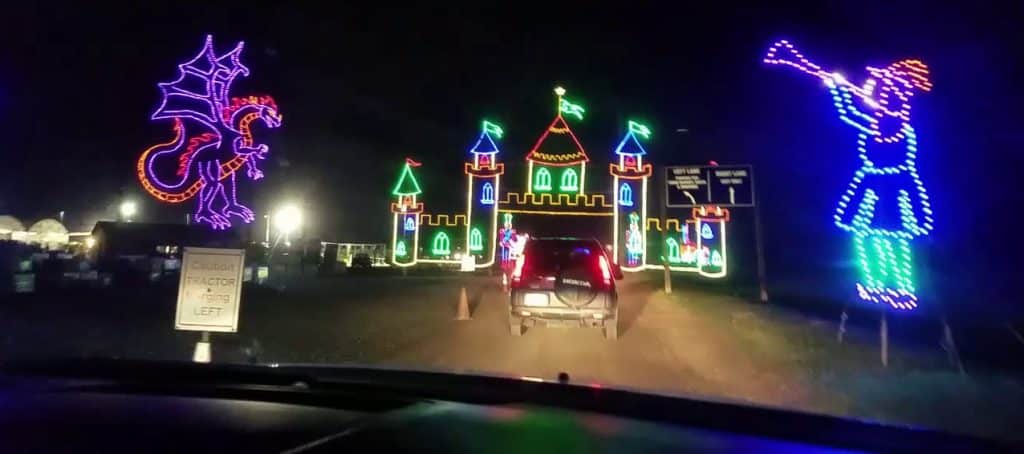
[
  {"left": 751, "top": 170, "right": 769, "bottom": 303},
  {"left": 665, "top": 165, "right": 767, "bottom": 302}
]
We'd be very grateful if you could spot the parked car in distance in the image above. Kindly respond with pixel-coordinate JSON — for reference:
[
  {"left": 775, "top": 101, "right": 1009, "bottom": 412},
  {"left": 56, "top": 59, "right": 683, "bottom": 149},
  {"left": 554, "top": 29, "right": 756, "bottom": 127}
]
[{"left": 350, "top": 253, "right": 373, "bottom": 269}]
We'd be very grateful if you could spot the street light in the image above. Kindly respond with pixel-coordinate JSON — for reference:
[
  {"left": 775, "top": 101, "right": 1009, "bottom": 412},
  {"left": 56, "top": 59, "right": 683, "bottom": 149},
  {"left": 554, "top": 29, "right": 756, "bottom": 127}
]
[
  {"left": 119, "top": 200, "right": 138, "bottom": 222},
  {"left": 268, "top": 204, "right": 303, "bottom": 273},
  {"left": 273, "top": 204, "right": 302, "bottom": 237}
]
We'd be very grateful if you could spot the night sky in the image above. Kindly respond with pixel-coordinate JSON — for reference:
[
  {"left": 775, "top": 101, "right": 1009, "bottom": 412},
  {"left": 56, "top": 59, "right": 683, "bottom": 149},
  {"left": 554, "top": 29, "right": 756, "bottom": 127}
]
[{"left": 3, "top": 3, "right": 1021, "bottom": 312}]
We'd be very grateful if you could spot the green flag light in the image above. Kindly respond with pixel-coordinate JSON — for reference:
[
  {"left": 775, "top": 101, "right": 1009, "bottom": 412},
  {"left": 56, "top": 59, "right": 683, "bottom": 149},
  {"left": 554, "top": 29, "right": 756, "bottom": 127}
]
[
  {"left": 559, "top": 98, "right": 585, "bottom": 120},
  {"left": 628, "top": 120, "right": 651, "bottom": 139},
  {"left": 482, "top": 120, "right": 503, "bottom": 138}
]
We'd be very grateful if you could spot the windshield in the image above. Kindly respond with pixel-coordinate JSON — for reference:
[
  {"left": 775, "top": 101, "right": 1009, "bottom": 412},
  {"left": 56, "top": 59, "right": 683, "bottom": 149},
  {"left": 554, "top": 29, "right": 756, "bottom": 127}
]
[{"left": 3, "top": 2, "right": 1022, "bottom": 444}]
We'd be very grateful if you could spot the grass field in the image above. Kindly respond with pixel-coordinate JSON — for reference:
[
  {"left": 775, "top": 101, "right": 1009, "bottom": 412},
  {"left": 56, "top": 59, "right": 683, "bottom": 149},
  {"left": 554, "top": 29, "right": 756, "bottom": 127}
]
[{"left": 645, "top": 273, "right": 1024, "bottom": 440}]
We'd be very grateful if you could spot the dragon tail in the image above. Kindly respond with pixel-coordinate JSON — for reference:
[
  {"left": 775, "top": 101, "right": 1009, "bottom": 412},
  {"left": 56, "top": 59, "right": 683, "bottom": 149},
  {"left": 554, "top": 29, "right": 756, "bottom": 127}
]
[
  {"left": 136, "top": 120, "right": 204, "bottom": 203},
  {"left": 137, "top": 120, "right": 253, "bottom": 204}
]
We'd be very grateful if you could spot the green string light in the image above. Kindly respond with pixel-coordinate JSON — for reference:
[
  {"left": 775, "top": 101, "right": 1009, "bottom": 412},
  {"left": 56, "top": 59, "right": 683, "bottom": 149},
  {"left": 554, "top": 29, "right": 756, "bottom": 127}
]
[
  {"left": 628, "top": 120, "right": 651, "bottom": 139},
  {"left": 482, "top": 120, "right": 503, "bottom": 139}
]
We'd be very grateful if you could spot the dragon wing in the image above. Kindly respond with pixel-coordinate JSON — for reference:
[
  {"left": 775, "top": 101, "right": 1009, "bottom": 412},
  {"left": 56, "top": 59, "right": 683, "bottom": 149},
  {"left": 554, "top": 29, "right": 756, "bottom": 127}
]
[
  {"left": 212, "top": 40, "right": 250, "bottom": 112},
  {"left": 151, "top": 35, "right": 250, "bottom": 128}
]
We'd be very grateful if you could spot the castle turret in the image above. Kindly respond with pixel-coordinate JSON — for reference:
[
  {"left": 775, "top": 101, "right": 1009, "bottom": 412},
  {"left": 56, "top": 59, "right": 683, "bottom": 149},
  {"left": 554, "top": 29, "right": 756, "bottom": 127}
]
[
  {"left": 526, "top": 87, "right": 588, "bottom": 196},
  {"left": 463, "top": 121, "right": 505, "bottom": 267},
  {"left": 390, "top": 158, "right": 424, "bottom": 267},
  {"left": 693, "top": 206, "right": 729, "bottom": 278},
  {"left": 610, "top": 121, "right": 653, "bottom": 270}
]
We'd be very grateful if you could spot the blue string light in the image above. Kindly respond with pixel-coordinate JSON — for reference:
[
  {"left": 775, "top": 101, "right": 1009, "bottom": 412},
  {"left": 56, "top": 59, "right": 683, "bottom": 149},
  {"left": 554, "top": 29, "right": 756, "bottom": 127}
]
[
  {"left": 700, "top": 223, "right": 714, "bottom": 240},
  {"left": 480, "top": 182, "right": 495, "bottom": 205},
  {"left": 618, "top": 183, "right": 633, "bottom": 206}
]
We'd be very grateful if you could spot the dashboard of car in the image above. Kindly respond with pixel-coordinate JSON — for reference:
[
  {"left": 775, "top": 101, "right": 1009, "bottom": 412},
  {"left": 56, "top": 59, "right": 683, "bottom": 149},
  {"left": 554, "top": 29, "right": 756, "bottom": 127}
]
[
  {"left": 0, "top": 360, "right": 1009, "bottom": 452},
  {"left": 0, "top": 389, "right": 849, "bottom": 453}
]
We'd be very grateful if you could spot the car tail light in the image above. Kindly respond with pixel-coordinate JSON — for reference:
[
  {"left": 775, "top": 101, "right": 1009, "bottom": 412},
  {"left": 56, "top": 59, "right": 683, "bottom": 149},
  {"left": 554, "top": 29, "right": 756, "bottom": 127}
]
[
  {"left": 598, "top": 255, "right": 612, "bottom": 285},
  {"left": 511, "top": 253, "right": 526, "bottom": 283}
]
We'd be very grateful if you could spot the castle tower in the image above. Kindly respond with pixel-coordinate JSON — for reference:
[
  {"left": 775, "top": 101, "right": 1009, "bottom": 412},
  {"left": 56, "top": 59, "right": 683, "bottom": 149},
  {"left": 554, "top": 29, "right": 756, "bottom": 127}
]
[
  {"left": 525, "top": 87, "right": 588, "bottom": 195},
  {"left": 464, "top": 121, "right": 505, "bottom": 268},
  {"left": 390, "top": 158, "right": 424, "bottom": 267},
  {"left": 610, "top": 121, "right": 653, "bottom": 270},
  {"left": 693, "top": 206, "right": 729, "bottom": 278}
]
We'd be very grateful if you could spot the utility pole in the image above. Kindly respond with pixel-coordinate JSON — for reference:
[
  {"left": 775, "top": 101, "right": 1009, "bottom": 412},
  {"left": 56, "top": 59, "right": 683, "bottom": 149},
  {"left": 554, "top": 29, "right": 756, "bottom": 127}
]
[
  {"left": 659, "top": 167, "right": 671, "bottom": 294},
  {"left": 752, "top": 170, "right": 769, "bottom": 303},
  {"left": 264, "top": 214, "right": 271, "bottom": 244}
]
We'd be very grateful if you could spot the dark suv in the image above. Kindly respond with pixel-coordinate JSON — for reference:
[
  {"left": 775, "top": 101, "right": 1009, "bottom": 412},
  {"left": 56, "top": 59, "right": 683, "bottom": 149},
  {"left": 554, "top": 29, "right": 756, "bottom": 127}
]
[
  {"left": 350, "top": 253, "right": 373, "bottom": 269},
  {"left": 509, "top": 237, "right": 623, "bottom": 339}
]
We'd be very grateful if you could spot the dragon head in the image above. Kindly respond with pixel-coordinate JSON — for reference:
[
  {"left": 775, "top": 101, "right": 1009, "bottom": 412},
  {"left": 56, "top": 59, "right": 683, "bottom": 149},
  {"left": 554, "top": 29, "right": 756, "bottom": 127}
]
[
  {"left": 257, "top": 95, "right": 283, "bottom": 128},
  {"left": 227, "top": 95, "right": 282, "bottom": 129}
]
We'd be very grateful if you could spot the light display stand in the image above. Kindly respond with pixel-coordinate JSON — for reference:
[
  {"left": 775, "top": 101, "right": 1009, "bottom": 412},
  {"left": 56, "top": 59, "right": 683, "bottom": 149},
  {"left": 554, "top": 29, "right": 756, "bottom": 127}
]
[
  {"left": 611, "top": 120, "right": 653, "bottom": 271},
  {"left": 137, "top": 35, "right": 282, "bottom": 230},
  {"left": 464, "top": 121, "right": 505, "bottom": 268},
  {"left": 765, "top": 39, "right": 957, "bottom": 369},
  {"left": 390, "top": 159, "right": 424, "bottom": 267},
  {"left": 765, "top": 39, "right": 934, "bottom": 310}
]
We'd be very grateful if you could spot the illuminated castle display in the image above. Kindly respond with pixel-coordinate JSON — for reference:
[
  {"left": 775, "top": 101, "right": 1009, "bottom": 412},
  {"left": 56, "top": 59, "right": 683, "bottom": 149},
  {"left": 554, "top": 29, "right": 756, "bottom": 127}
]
[{"left": 389, "top": 87, "right": 729, "bottom": 277}]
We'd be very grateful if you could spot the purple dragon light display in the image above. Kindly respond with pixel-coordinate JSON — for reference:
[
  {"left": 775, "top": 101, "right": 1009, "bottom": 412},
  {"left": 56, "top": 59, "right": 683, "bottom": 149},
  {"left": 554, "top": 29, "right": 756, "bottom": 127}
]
[{"left": 137, "top": 35, "right": 282, "bottom": 229}]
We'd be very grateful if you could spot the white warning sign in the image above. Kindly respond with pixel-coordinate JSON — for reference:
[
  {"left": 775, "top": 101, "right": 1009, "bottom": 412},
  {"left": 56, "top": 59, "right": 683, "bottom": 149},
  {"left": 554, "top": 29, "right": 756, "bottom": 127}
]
[{"left": 175, "top": 247, "right": 245, "bottom": 333}]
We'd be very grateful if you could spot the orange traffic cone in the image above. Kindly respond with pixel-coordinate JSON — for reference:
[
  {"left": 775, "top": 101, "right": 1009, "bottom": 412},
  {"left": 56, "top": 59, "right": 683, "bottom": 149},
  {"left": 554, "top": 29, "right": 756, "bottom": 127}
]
[{"left": 455, "top": 287, "right": 471, "bottom": 320}]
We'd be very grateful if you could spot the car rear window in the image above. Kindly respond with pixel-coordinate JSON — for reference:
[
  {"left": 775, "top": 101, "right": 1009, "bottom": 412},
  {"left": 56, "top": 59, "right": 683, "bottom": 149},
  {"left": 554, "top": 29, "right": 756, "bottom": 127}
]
[{"left": 523, "top": 239, "right": 603, "bottom": 274}]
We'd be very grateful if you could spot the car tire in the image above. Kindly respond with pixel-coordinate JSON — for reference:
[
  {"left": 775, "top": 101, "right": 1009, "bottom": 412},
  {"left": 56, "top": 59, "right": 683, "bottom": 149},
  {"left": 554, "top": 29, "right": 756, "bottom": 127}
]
[{"left": 509, "top": 315, "right": 523, "bottom": 336}]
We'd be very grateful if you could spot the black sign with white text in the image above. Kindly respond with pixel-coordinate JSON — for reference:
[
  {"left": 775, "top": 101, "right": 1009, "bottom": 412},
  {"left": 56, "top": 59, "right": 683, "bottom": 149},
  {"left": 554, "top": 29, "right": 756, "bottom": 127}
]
[{"left": 665, "top": 165, "right": 755, "bottom": 207}]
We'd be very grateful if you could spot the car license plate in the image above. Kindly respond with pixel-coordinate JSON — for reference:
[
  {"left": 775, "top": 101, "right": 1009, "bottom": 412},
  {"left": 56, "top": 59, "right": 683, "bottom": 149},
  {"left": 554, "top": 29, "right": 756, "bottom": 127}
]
[{"left": 524, "top": 293, "right": 549, "bottom": 307}]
